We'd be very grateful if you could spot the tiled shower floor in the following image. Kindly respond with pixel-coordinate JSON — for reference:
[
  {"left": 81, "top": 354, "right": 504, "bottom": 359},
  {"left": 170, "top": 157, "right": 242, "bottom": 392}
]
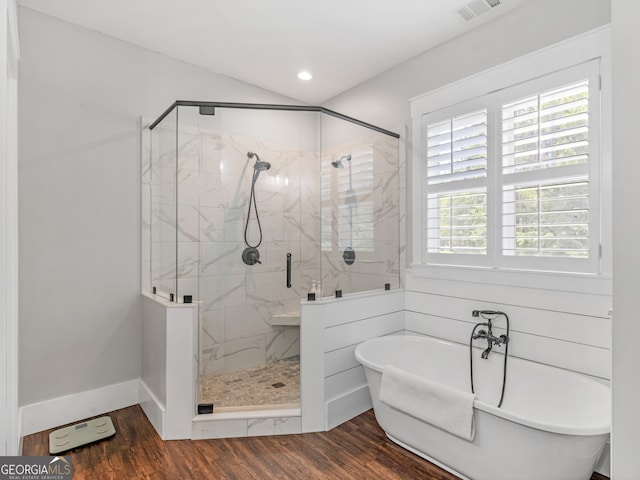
[{"left": 199, "top": 357, "right": 300, "bottom": 410}]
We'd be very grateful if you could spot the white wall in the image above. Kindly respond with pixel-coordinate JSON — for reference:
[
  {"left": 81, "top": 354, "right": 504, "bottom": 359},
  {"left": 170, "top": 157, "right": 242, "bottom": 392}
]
[
  {"left": 611, "top": 1, "right": 640, "bottom": 477},
  {"left": 17, "top": 8, "right": 301, "bottom": 409},
  {"left": 324, "top": 0, "right": 613, "bottom": 370},
  {"left": 0, "top": 0, "right": 20, "bottom": 456},
  {"left": 322, "top": 0, "right": 616, "bottom": 474},
  {"left": 325, "top": 0, "right": 611, "bottom": 133},
  {"left": 323, "top": 1, "right": 613, "bottom": 375}
]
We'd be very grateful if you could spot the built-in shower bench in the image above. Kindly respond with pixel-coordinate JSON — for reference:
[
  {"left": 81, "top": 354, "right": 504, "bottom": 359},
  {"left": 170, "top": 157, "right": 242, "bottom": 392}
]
[{"left": 270, "top": 312, "right": 300, "bottom": 326}]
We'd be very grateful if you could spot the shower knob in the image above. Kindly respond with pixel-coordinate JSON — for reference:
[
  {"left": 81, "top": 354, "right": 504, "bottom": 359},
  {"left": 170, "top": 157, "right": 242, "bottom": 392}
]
[{"left": 242, "top": 247, "right": 262, "bottom": 266}]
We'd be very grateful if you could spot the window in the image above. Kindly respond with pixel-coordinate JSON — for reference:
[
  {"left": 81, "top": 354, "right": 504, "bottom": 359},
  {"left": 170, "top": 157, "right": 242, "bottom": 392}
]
[
  {"left": 420, "top": 60, "right": 600, "bottom": 274},
  {"left": 425, "top": 109, "right": 488, "bottom": 256}
]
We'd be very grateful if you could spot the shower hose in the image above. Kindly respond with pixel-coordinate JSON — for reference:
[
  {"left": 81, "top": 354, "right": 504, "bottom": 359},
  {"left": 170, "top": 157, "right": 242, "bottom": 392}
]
[
  {"left": 244, "top": 170, "right": 263, "bottom": 249},
  {"left": 469, "top": 311, "right": 510, "bottom": 408}
]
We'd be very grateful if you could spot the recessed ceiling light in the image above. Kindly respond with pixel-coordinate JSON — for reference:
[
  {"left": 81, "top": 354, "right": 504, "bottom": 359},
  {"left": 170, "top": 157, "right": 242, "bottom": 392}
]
[{"left": 298, "top": 71, "right": 313, "bottom": 81}]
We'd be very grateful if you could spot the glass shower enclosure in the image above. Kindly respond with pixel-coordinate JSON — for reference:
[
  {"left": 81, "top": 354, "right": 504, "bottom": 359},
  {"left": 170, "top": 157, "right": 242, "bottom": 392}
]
[{"left": 142, "top": 102, "right": 400, "bottom": 412}]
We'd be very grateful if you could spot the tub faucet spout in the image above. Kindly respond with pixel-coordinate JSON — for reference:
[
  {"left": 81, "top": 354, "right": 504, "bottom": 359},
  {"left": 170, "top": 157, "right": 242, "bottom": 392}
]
[
  {"left": 481, "top": 345, "right": 492, "bottom": 359},
  {"left": 472, "top": 320, "right": 508, "bottom": 360},
  {"left": 481, "top": 329, "right": 494, "bottom": 359}
]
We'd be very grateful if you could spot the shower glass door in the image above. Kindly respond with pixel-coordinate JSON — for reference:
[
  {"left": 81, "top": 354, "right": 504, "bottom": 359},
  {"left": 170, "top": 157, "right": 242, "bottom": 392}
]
[
  {"left": 172, "top": 106, "right": 320, "bottom": 410},
  {"left": 147, "top": 101, "right": 399, "bottom": 413}
]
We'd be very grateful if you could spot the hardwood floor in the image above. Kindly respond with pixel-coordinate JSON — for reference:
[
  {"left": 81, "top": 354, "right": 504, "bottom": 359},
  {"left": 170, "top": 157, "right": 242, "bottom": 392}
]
[{"left": 22, "top": 405, "right": 608, "bottom": 480}]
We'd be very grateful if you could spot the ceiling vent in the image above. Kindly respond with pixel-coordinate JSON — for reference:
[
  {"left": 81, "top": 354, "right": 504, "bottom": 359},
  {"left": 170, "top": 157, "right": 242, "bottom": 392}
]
[{"left": 456, "top": 0, "right": 502, "bottom": 22}]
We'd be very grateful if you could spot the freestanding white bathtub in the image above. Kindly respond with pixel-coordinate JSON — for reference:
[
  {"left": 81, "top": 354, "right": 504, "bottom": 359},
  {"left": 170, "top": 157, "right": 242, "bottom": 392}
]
[{"left": 355, "top": 335, "right": 610, "bottom": 480}]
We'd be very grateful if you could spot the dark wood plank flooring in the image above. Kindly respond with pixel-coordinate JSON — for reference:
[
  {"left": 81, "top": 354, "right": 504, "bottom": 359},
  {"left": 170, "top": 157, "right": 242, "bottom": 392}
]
[{"left": 22, "top": 405, "right": 608, "bottom": 480}]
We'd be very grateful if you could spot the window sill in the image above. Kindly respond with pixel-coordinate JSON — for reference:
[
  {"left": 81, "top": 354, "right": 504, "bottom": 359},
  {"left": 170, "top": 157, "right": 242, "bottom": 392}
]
[{"left": 409, "top": 263, "right": 612, "bottom": 296}]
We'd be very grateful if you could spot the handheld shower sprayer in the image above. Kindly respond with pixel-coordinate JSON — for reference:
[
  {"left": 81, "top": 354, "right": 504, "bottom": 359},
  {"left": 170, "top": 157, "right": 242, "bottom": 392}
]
[
  {"left": 248, "top": 151, "right": 271, "bottom": 178},
  {"left": 243, "top": 152, "right": 272, "bottom": 265}
]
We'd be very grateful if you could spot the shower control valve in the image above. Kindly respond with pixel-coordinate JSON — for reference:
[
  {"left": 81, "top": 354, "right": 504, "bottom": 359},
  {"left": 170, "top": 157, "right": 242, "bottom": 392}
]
[{"left": 242, "top": 247, "right": 262, "bottom": 266}]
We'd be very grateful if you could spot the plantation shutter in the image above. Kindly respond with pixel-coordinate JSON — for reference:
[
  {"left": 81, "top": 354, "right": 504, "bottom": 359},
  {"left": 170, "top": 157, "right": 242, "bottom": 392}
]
[
  {"left": 501, "top": 80, "right": 590, "bottom": 258},
  {"left": 424, "top": 109, "right": 488, "bottom": 255}
]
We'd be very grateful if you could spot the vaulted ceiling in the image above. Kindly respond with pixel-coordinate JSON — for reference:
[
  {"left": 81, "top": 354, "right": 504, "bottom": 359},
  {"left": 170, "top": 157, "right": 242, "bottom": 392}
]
[{"left": 19, "top": 0, "right": 529, "bottom": 104}]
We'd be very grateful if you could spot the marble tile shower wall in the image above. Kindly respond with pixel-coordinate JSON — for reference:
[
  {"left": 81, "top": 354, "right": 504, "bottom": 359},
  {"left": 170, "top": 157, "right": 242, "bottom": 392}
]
[
  {"left": 145, "top": 122, "right": 180, "bottom": 298},
  {"left": 182, "top": 131, "right": 319, "bottom": 378},
  {"left": 319, "top": 135, "right": 400, "bottom": 297},
  {"left": 143, "top": 120, "right": 400, "bottom": 379}
]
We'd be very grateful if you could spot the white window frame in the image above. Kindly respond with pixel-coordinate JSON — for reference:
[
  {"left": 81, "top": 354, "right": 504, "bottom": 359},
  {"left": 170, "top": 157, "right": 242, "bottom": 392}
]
[{"left": 410, "top": 27, "right": 611, "bottom": 290}]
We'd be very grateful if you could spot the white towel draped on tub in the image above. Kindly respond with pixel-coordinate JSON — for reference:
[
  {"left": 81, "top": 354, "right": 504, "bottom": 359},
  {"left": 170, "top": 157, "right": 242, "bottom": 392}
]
[{"left": 379, "top": 365, "right": 476, "bottom": 441}]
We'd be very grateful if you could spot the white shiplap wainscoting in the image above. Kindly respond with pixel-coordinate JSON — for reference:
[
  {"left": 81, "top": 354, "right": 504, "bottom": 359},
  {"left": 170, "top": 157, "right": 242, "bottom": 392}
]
[
  {"left": 404, "top": 271, "right": 612, "bottom": 380},
  {"left": 301, "top": 290, "right": 404, "bottom": 432}
]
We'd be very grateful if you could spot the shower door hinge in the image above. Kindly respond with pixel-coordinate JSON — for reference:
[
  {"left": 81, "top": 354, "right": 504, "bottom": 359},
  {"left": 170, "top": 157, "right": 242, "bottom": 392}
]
[
  {"left": 199, "top": 106, "right": 215, "bottom": 116},
  {"left": 599, "top": 243, "right": 602, "bottom": 258}
]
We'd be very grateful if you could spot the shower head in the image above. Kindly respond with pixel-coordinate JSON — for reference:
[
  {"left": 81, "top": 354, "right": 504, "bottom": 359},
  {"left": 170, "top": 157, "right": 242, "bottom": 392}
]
[
  {"left": 331, "top": 154, "right": 352, "bottom": 168},
  {"left": 254, "top": 161, "right": 271, "bottom": 172},
  {"left": 247, "top": 151, "right": 271, "bottom": 175}
]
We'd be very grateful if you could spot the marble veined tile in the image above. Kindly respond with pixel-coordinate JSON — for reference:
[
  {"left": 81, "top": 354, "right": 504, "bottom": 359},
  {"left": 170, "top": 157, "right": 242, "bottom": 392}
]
[
  {"left": 176, "top": 206, "right": 199, "bottom": 242},
  {"left": 157, "top": 127, "right": 178, "bottom": 168},
  {"left": 199, "top": 172, "right": 231, "bottom": 208},
  {"left": 372, "top": 135, "right": 400, "bottom": 175},
  {"left": 199, "top": 274, "right": 247, "bottom": 309},
  {"left": 155, "top": 204, "right": 177, "bottom": 242},
  {"left": 266, "top": 327, "right": 300, "bottom": 362},
  {"left": 263, "top": 241, "right": 301, "bottom": 274},
  {"left": 200, "top": 133, "right": 224, "bottom": 174},
  {"left": 177, "top": 132, "right": 199, "bottom": 171},
  {"left": 224, "top": 304, "right": 274, "bottom": 341},
  {"left": 374, "top": 208, "right": 400, "bottom": 243},
  {"left": 154, "top": 242, "right": 178, "bottom": 281},
  {"left": 200, "top": 307, "right": 225, "bottom": 347},
  {"left": 223, "top": 208, "right": 249, "bottom": 243},
  {"left": 200, "top": 241, "right": 244, "bottom": 277},
  {"left": 177, "top": 242, "right": 199, "bottom": 278},
  {"left": 177, "top": 273, "right": 199, "bottom": 299},
  {"left": 247, "top": 418, "right": 276, "bottom": 436},
  {"left": 245, "top": 271, "right": 302, "bottom": 306},
  {"left": 198, "top": 207, "right": 225, "bottom": 242},
  {"left": 203, "top": 335, "right": 265, "bottom": 375},
  {"left": 244, "top": 210, "right": 284, "bottom": 245},
  {"left": 274, "top": 417, "right": 302, "bottom": 435},
  {"left": 177, "top": 168, "right": 199, "bottom": 206},
  {"left": 153, "top": 166, "right": 176, "bottom": 205},
  {"left": 192, "top": 419, "right": 247, "bottom": 440},
  {"left": 373, "top": 170, "right": 399, "bottom": 205},
  {"left": 246, "top": 415, "right": 301, "bottom": 437}
]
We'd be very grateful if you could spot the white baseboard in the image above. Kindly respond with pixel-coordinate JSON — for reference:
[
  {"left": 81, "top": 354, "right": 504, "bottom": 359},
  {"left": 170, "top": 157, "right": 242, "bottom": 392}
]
[
  {"left": 326, "top": 385, "right": 372, "bottom": 430},
  {"left": 20, "top": 379, "right": 140, "bottom": 437},
  {"left": 138, "top": 380, "right": 165, "bottom": 439}
]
